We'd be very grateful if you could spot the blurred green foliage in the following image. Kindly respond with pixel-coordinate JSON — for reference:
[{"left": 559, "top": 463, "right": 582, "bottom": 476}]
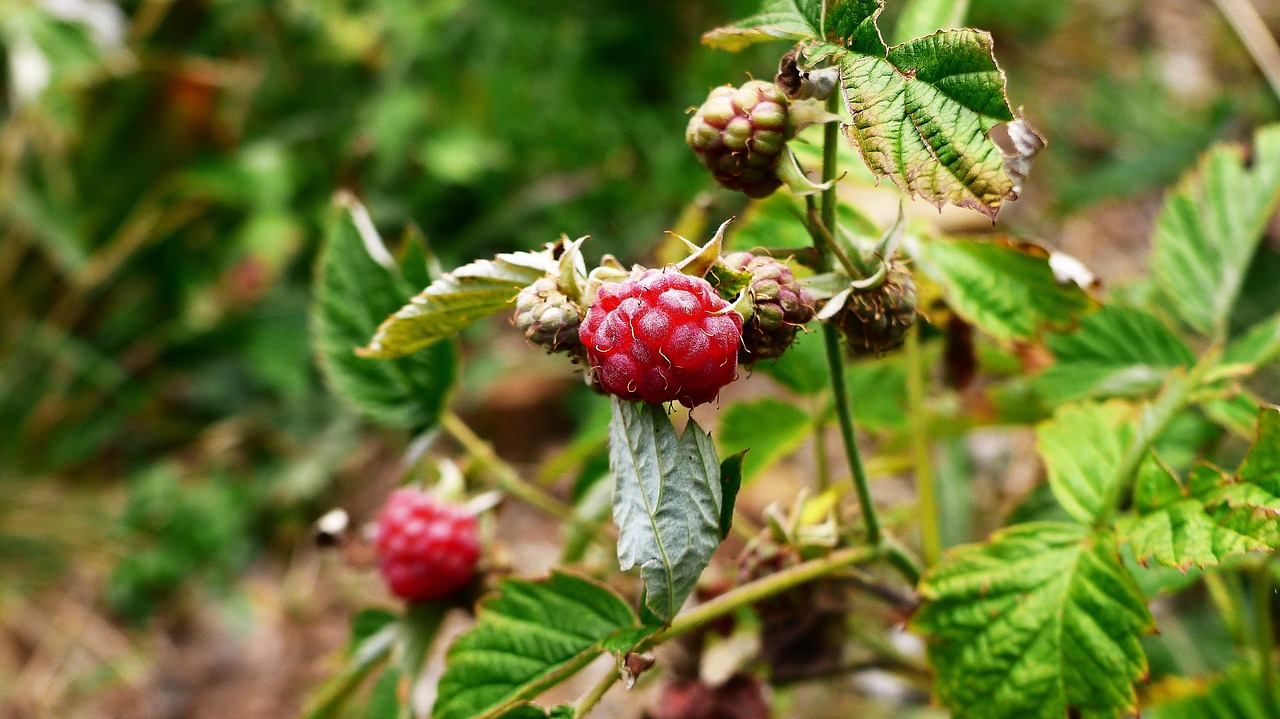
[
  {"left": 2, "top": 0, "right": 1280, "bottom": 630},
  {"left": 0, "top": 0, "right": 771, "bottom": 477},
  {"left": 105, "top": 462, "right": 253, "bottom": 623}
]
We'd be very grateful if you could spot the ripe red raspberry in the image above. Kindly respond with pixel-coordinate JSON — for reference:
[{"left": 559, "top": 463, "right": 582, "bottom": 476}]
[
  {"left": 579, "top": 269, "right": 743, "bottom": 407},
  {"left": 375, "top": 488, "right": 479, "bottom": 602}
]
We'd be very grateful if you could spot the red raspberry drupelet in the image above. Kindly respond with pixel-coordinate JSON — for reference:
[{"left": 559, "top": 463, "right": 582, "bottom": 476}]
[
  {"left": 375, "top": 488, "right": 480, "bottom": 602},
  {"left": 579, "top": 269, "right": 743, "bottom": 407}
]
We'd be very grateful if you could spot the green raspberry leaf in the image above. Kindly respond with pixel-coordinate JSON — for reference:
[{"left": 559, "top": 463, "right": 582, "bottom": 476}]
[
  {"left": 359, "top": 249, "right": 556, "bottom": 359},
  {"left": 1033, "top": 306, "right": 1195, "bottom": 405},
  {"left": 1223, "top": 313, "right": 1280, "bottom": 371},
  {"left": 719, "top": 451, "right": 747, "bottom": 540},
  {"left": 905, "top": 235, "right": 1098, "bottom": 345},
  {"left": 609, "top": 399, "right": 724, "bottom": 622},
  {"left": 914, "top": 522, "right": 1153, "bottom": 719},
  {"left": 432, "top": 572, "right": 638, "bottom": 719},
  {"left": 365, "top": 666, "right": 401, "bottom": 719},
  {"left": 801, "top": 2, "right": 1033, "bottom": 218},
  {"left": 1151, "top": 124, "right": 1280, "bottom": 337},
  {"left": 1202, "top": 393, "right": 1267, "bottom": 438},
  {"left": 304, "top": 610, "right": 399, "bottom": 719},
  {"left": 1113, "top": 406, "right": 1280, "bottom": 571},
  {"left": 1233, "top": 405, "right": 1280, "bottom": 515},
  {"left": 312, "top": 198, "right": 457, "bottom": 431},
  {"left": 1118, "top": 456, "right": 1274, "bottom": 571},
  {"left": 1036, "top": 402, "right": 1134, "bottom": 524}
]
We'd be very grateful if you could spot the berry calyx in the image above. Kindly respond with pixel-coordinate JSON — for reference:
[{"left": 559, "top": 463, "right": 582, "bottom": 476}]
[
  {"left": 514, "top": 276, "right": 585, "bottom": 354},
  {"left": 831, "top": 260, "right": 918, "bottom": 356},
  {"left": 375, "top": 488, "right": 480, "bottom": 602},
  {"left": 686, "top": 81, "right": 792, "bottom": 198},
  {"left": 579, "top": 269, "right": 744, "bottom": 408},
  {"left": 724, "top": 252, "right": 815, "bottom": 363}
]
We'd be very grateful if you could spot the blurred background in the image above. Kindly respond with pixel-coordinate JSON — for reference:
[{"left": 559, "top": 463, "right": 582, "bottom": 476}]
[{"left": 2, "top": 0, "right": 1280, "bottom": 716}]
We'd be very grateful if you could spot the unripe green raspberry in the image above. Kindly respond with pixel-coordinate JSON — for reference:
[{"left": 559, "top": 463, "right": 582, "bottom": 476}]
[
  {"left": 725, "top": 252, "right": 815, "bottom": 362},
  {"left": 514, "top": 277, "right": 585, "bottom": 353},
  {"left": 832, "top": 261, "right": 917, "bottom": 356},
  {"left": 686, "top": 81, "right": 792, "bottom": 198}
]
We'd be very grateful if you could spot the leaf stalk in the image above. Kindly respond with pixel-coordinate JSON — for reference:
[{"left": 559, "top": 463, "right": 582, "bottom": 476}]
[
  {"left": 640, "top": 545, "right": 883, "bottom": 650},
  {"left": 1094, "top": 355, "right": 1215, "bottom": 527},
  {"left": 441, "top": 412, "right": 615, "bottom": 545},
  {"left": 806, "top": 93, "right": 897, "bottom": 564},
  {"left": 573, "top": 666, "right": 620, "bottom": 717}
]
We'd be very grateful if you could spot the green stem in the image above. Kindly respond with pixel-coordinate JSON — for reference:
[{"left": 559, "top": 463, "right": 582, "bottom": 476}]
[
  {"left": 808, "top": 202, "right": 868, "bottom": 277},
  {"left": 1095, "top": 359, "right": 1212, "bottom": 527},
  {"left": 441, "top": 412, "right": 614, "bottom": 544},
  {"left": 639, "top": 545, "right": 882, "bottom": 650},
  {"left": 821, "top": 94, "right": 839, "bottom": 239},
  {"left": 573, "top": 667, "right": 620, "bottom": 717},
  {"left": 805, "top": 92, "right": 885, "bottom": 550},
  {"left": 1211, "top": 0, "right": 1280, "bottom": 102},
  {"left": 823, "top": 324, "right": 881, "bottom": 545},
  {"left": 1257, "top": 553, "right": 1278, "bottom": 719},
  {"left": 883, "top": 537, "right": 923, "bottom": 586},
  {"left": 303, "top": 626, "right": 396, "bottom": 719},
  {"left": 905, "top": 323, "right": 940, "bottom": 567}
]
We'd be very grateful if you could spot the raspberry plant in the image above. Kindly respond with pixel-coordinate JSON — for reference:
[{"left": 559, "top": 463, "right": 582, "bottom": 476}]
[{"left": 308, "top": 1, "right": 1280, "bottom": 717}]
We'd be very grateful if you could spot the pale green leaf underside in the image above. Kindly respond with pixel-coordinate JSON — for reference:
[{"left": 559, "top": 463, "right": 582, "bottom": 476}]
[
  {"left": 1119, "top": 457, "right": 1275, "bottom": 571},
  {"left": 717, "top": 398, "right": 813, "bottom": 482},
  {"left": 1036, "top": 402, "right": 1134, "bottom": 524},
  {"left": 609, "top": 399, "right": 723, "bottom": 622},
  {"left": 1151, "top": 124, "right": 1280, "bottom": 337},
  {"left": 915, "top": 522, "right": 1152, "bottom": 719},
  {"left": 1035, "top": 306, "right": 1194, "bottom": 405},
  {"left": 312, "top": 204, "right": 456, "bottom": 430},
  {"left": 1144, "top": 664, "right": 1280, "bottom": 719},
  {"left": 432, "top": 572, "right": 637, "bottom": 719},
  {"left": 906, "top": 235, "right": 1098, "bottom": 344},
  {"left": 1203, "top": 392, "right": 1265, "bottom": 438},
  {"left": 701, "top": 0, "right": 820, "bottom": 51},
  {"left": 360, "top": 251, "right": 555, "bottom": 359}
]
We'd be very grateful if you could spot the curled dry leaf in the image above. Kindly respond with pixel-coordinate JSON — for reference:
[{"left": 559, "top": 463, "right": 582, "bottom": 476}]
[{"left": 988, "top": 117, "right": 1047, "bottom": 201}]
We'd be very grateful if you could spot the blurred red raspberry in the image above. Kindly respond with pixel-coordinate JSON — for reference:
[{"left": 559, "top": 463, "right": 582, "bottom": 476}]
[{"left": 375, "top": 488, "right": 479, "bottom": 602}]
